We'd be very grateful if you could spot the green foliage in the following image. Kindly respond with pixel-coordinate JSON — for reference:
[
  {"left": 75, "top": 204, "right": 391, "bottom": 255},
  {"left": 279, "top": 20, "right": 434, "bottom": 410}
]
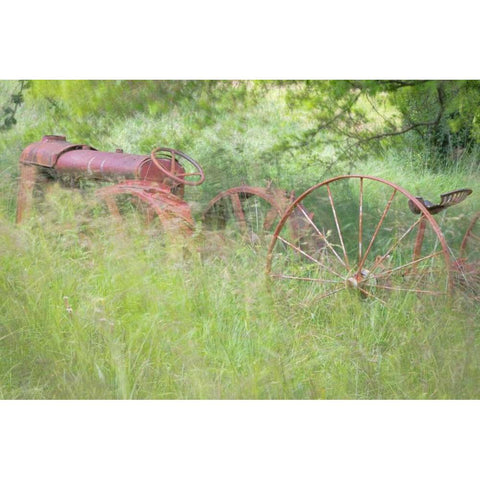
[
  {"left": 389, "top": 81, "right": 480, "bottom": 155},
  {"left": 0, "top": 80, "right": 30, "bottom": 131},
  {"left": 27, "top": 80, "right": 252, "bottom": 140},
  {"left": 281, "top": 80, "right": 480, "bottom": 169}
]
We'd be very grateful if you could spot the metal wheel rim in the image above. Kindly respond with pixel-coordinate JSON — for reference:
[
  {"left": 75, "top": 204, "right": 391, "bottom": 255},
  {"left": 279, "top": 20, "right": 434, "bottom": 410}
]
[{"left": 265, "top": 175, "right": 452, "bottom": 304}]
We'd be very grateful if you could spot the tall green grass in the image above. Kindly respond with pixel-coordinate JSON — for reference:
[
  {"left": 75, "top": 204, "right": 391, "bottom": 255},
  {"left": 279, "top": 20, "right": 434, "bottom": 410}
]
[{"left": 0, "top": 185, "right": 478, "bottom": 399}]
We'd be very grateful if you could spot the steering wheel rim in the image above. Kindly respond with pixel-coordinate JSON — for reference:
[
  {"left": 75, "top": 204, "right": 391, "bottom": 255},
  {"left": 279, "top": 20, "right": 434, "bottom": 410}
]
[{"left": 150, "top": 147, "right": 205, "bottom": 186}]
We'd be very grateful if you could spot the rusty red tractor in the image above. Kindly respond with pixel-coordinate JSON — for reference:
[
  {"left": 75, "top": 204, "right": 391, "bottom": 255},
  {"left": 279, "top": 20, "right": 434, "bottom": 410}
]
[
  {"left": 16, "top": 135, "right": 479, "bottom": 304},
  {"left": 16, "top": 135, "right": 205, "bottom": 235}
]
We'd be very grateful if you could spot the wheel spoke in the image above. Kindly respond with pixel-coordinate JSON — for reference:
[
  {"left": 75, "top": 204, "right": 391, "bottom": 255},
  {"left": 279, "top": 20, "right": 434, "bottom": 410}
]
[
  {"left": 413, "top": 216, "right": 428, "bottom": 260},
  {"left": 326, "top": 184, "right": 350, "bottom": 269},
  {"left": 276, "top": 235, "right": 346, "bottom": 280},
  {"left": 311, "top": 286, "right": 348, "bottom": 301},
  {"left": 230, "top": 193, "right": 247, "bottom": 233},
  {"left": 269, "top": 273, "right": 344, "bottom": 285},
  {"left": 264, "top": 207, "right": 278, "bottom": 231},
  {"left": 369, "top": 216, "right": 424, "bottom": 276},
  {"left": 368, "top": 284, "right": 446, "bottom": 295},
  {"left": 266, "top": 175, "right": 450, "bottom": 305},
  {"left": 357, "top": 188, "right": 397, "bottom": 274},
  {"left": 358, "top": 177, "right": 364, "bottom": 266},
  {"left": 276, "top": 234, "right": 343, "bottom": 277},
  {"left": 374, "top": 250, "right": 443, "bottom": 279},
  {"left": 297, "top": 204, "right": 347, "bottom": 268}
]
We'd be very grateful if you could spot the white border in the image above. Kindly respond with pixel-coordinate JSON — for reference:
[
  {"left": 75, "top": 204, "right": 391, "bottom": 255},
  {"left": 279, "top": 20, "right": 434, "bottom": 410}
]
[{"left": 1, "top": 400, "right": 478, "bottom": 479}]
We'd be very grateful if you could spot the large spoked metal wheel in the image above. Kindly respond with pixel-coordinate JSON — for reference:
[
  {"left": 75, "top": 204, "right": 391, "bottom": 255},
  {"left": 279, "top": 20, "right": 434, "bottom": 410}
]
[
  {"left": 266, "top": 175, "right": 452, "bottom": 304},
  {"left": 96, "top": 181, "right": 195, "bottom": 236},
  {"left": 202, "top": 186, "right": 294, "bottom": 244}
]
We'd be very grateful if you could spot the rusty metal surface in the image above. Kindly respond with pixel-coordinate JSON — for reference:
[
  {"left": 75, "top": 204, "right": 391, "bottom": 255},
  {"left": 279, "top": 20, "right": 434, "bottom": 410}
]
[
  {"left": 55, "top": 149, "right": 174, "bottom": 183},
  {"left": 460, "top": 211, "right": 480, "bottom": 255},
  {"left": 151, "top": 147, "right": 205, "bottom": 186},
  {"left": 204, "top": 185, "right": 293, "bottom": 215},
  {"left": 16, "top": 136, "right": 199, "bottom": 231},
  {"left": 408, "top": 188, "right": 472, "bottom": 215},
  {"left": 54, "top": 147, "right": 187, "bottom": 187},
  {"left": 202, "top": 185, "right": 294, "bottom": 231},
  {"left": 96, "top": 180, "right": 195, "bottom": 235},
  {"left": 456, "top": 211, "right": 480, "bottom": 297},
  {"left": 20, "top": 135, "right": 188, "bottom": 186},
  {"left": 20, "top": 135, "right": 96, "bottom": 168},
  {"left": 15, "top": 164, "right": 38, "bottom": 223}
]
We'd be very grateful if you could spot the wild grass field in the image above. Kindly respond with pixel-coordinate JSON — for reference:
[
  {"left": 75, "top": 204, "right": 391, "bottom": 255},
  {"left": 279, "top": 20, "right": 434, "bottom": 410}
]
[{"left": 1, "top": 80, "right": 479, "bottom": 399}]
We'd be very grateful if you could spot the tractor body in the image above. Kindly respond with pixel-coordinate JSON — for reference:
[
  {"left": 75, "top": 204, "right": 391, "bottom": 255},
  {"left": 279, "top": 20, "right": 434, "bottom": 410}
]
[{"left": 16, "top": 135, "right": 193, "bottom": 231}]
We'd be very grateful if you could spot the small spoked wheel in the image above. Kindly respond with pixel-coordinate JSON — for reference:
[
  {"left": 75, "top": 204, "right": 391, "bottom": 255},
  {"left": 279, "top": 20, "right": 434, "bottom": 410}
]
[
  {"left": 96, "top": 182, "right": 195, "bottom": 236},
  {"left": 202, "top": 186, "right": 292, "bottom": 243},
  {"left": 266, "top": 175, "right": 452, "bottom": 304}
]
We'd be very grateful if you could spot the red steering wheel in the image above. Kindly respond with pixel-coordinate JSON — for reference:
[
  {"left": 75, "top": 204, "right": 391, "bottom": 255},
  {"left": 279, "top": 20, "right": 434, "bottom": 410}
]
[{"left": 150, "top": 147, "right": 205, "bottom": 186}]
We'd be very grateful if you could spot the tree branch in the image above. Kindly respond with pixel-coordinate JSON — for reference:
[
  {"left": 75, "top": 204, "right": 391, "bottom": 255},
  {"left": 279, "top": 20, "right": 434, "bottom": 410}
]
[{"left": 353, "top": 82, "right": 446, "bottom": 145}]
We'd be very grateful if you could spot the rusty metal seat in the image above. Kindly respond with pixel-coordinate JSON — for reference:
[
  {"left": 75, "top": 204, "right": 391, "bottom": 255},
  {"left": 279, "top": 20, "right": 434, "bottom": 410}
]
[{"left": 408, "top": 188, "right": 472, "bottom": 215}]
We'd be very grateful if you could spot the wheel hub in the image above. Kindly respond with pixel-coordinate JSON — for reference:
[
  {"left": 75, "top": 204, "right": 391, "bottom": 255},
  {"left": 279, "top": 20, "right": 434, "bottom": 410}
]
[{"left": 346, "top": 269, "right": 375, "bottom": 290}]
